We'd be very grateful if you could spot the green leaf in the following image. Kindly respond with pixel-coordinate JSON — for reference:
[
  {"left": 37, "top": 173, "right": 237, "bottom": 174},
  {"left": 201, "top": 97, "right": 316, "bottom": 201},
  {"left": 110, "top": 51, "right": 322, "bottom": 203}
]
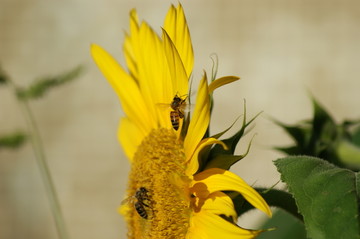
[
  {"left": 275, "top": 156, "right": 360, "bottom": 239},
  {"left": 356, "top": 171, "right": 360, "bottom": 199},
  {"left": 0, "top": 131, "right": 27, "bottom": 149},
  {"left": 352, "top": 125, "right": 360, "bottom": 147},
  {"left": 16, "top": 65, "right": 83, "bottom": 100},
  {"left": 275, "top": 146, "right": 303, "bottom": 155}
]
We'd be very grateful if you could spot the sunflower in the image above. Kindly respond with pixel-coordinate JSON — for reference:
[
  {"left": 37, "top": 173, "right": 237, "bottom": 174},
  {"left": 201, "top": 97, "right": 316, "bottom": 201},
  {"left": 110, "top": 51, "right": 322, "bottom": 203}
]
[{"left": 91, "top": 4, "right": 271, "bottom": 239}]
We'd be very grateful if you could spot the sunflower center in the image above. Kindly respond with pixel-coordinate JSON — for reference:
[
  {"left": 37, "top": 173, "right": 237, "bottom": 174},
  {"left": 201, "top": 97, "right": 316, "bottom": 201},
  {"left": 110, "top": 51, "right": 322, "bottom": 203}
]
[{"left": 126, "top": 128, "right": 191, "bottom": 239}]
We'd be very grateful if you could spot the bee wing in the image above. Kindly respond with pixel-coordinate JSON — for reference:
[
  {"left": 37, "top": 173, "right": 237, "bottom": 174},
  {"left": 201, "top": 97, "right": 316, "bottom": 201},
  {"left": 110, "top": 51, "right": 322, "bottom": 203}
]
[
  {"left": 121, "top": 196, "right": 134, "bottom": 205},
  {"left": 155, "top": 103, "right": 171, "bottom": 110},
  {"left": 179, "top": 101, "right": 194, "bottom": 114}
]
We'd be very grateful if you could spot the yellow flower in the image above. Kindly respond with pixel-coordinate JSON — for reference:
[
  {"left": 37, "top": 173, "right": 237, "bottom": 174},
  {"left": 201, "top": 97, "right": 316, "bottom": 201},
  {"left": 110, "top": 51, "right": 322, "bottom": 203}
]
[{"left": 91, "top": 4, "right": 271, "bottom": 239}]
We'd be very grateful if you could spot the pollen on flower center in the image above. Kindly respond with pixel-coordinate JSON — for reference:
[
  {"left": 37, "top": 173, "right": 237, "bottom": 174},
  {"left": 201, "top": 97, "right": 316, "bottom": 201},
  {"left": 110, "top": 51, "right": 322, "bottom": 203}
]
[{"left": 125, "top": 128, "right": 191, "bottom": 239}]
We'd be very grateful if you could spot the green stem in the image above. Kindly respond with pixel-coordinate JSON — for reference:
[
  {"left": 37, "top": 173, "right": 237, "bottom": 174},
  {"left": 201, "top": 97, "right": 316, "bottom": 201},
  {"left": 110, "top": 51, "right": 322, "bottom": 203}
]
[{"left": 9, "top": 79, "right": 70, "bottom": 239}]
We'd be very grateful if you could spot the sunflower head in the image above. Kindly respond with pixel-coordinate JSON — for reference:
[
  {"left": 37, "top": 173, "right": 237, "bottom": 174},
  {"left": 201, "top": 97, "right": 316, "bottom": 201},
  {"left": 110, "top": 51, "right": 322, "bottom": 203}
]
[{"left": 91, "top": 3, "right": 271, "bottom": 239}]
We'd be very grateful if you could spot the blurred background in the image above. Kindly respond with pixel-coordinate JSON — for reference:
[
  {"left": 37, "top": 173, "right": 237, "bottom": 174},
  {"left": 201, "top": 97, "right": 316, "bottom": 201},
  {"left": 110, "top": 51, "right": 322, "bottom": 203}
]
[{"left": 1, "top": 0, "right": 359, "bottom": 238}]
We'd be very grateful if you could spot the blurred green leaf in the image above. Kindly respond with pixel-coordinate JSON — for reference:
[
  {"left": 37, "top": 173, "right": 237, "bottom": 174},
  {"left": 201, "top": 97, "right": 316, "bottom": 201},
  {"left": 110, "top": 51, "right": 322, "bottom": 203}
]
[
  {"left": 273, "top": 119, "right": 310, "bottom": 152},
  {"left": 0, "top": 131, "right": 27, "bottom": 149},
  {"left": 274, "top": 145, "right": 302, "bottom": 155},
  {"left": 352, "top": 125, "right": 360, "bottom": 147},
  {"left": 16, "top": 65, "right": 83, "bottom": 100},
  {"left": 310, "top": 98, "right": 338, "bottom": 159},
  {"left": 275, "top": 156, "right": 360, "bottom": 239},
  {"left": 275, "top": 97, "right": 360, "bottom": 169},
  {"left": 336, "top": 140, "right": 360, "bottom": 170},
  {"left": 257, "top": 210, "right": 306, "bottom": 239},
  {"left": 0, "top": 66, "right": 8, "bottom": 85}
]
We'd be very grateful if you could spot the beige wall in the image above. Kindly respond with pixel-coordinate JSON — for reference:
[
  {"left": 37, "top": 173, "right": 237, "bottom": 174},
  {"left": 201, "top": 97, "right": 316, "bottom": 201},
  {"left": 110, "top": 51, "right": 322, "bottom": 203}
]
[{"left": 1, "top": 0, "right": 360, "bottom": 238}]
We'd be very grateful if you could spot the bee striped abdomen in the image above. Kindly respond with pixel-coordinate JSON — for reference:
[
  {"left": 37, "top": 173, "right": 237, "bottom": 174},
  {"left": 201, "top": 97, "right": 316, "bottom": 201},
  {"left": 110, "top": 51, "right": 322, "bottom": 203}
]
[
  {"left": 134, "top": 187, "right": 151, "bottom": 219},
  {"left": 169, "top": 94, "right": 187, "bottom": 131},
  {"left": 135, "top": 201, "right": 148, "bottom": 219},
  {"left": 121, "top": 187, "right": 152, "bottom": 220},
  {"left": 170, "top": 111, "right": 180, "bottom": 130}
]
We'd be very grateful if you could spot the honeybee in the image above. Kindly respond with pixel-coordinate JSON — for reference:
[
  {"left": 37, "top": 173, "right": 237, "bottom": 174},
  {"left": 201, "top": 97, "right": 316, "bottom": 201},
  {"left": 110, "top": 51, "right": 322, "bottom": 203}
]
[
  {"left": 169, "top": 94, "right": 188, "bottom": 131},
  {"left": 122, "top": 187, "right": 151, "bottom": 219}
]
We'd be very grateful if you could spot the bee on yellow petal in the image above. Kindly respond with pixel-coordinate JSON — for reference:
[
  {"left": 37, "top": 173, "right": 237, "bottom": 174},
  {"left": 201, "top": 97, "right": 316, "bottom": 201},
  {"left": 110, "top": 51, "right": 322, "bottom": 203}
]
[
  {"left": 157, "top": 93, "right": 191, "bottom": 131},
  {"left": 169, "top": 94, "right": 188, "bottom": 131}
]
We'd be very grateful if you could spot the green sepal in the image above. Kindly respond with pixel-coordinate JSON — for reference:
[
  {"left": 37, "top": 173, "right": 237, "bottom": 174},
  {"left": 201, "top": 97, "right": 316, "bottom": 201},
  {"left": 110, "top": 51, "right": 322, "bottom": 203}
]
[
  {"left": 275, "top": 156, "right": 360, "bottom": 239},
  {"left": 207, "top": 54, "right": 219, "bottom": 136},
  {"left": 0, "top": 131, "right": 27, "bottom": 149},
  {"left": 16, "top": 65, "right": 83, "bottom": 100},
  {"left": 210, "top": 53, "right": 219, "bottom": 82},
  {"left": 211, "top": 116, "right": 240, "bottom": 140},
  {"left": 204, "top": 135, "right": 254, "bottom": 170},
  {"left": 203, "top": 101, "right": 261, "bottom": 171},
  {"left": 181, "top": 111, "right": 191, "bottom": 140},
  {"left": 204, "top": 93, "right": 214, "bottom": 139},
  {"left": 195, "top": 117, "right": 240, "bottom": 173},
  {"left": 182, "top": 79, "right": 195, "bottom": 140}
]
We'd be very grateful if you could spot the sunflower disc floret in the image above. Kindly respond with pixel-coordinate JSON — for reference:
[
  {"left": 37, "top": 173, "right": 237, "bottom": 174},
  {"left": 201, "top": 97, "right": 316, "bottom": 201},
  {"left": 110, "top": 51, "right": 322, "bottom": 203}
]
[{"left": 125, "top": 128, "right": 190, "bottom": 239}]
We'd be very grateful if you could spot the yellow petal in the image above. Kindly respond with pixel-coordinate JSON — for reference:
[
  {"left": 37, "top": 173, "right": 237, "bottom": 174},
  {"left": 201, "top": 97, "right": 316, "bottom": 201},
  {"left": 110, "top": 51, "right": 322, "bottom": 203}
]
[
  {"left": 186, "top": 137, "right": 227, "bottom": 176},
  {"left": 208, "top": 76, "right": 240, "bottom": 93},
  {"left": 164, "top": 4, "right": 194, "bottom": 77},
  {"left": 118, "top": 117, "right": 145, "bottom": 161},
  {"left": 162, "top": 29, "right": 188, "bottom": 97},
  {"left": 200, "top": 191, "right": 237, "bottom": 219},
  {"left": 190, "top": 211, "right": 263, "bottom": 239},
  {"left": 192, "top": 168, "right": 272, "bottom": 217},
  {"left": 184, "top": 73, "right": 210, "bottom": 161},
  {"left": 186, "top": 221, "right": 207, "bottom": 239},
  {"left": 123, "top": 9, "right": 140, "bottom": 80},
  {"left": 136, "top": 22, "right": 171, "bottom": 127},
  {"left": 90, "top": 44, "right": 154, "bottom": 134}
]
